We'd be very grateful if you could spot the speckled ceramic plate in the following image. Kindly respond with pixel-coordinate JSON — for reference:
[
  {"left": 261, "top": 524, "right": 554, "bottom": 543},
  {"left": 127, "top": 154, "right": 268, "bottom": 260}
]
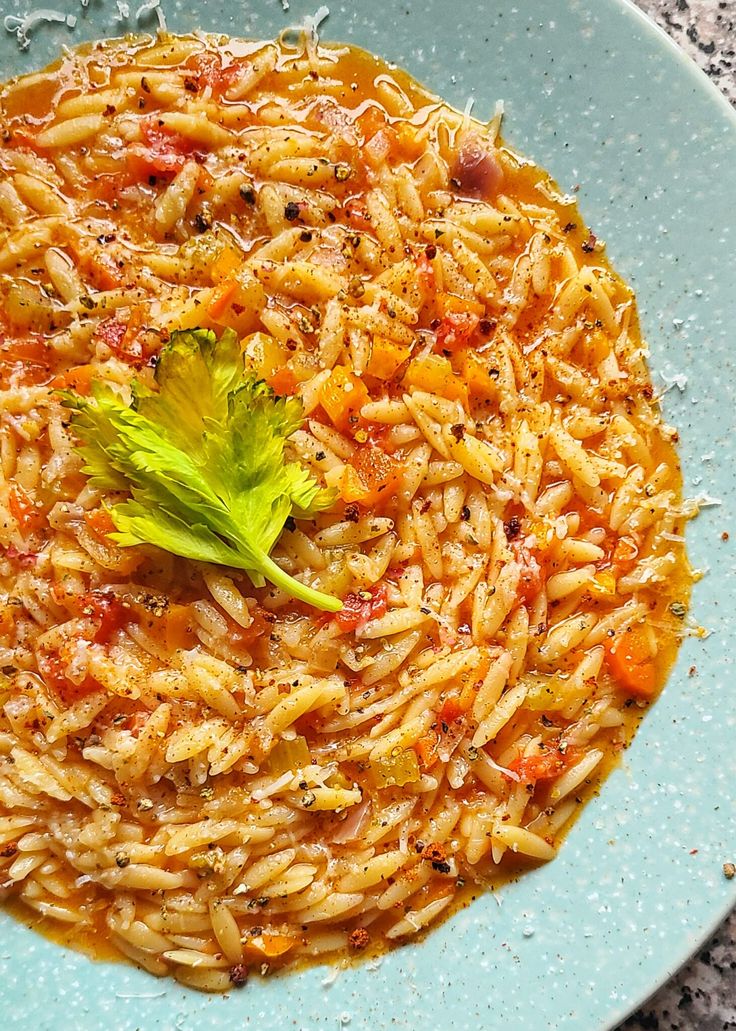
[{"left": 1, "top": 1, "right": 735, "bottom": 1028}]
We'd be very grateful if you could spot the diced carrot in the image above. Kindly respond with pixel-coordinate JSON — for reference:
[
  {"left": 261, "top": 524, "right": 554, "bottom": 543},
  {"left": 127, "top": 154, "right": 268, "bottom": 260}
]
[
  {"left": 319, "top": 366, "right": 370, "bottom": 435},
  {"left": 393, "top": 121, "right": 425, "bottom": 159},
  {"left": 267, "top": 365, "right": 298, "bottom": 396},
  {"left": 339, "top": 465, "right": 371, "bottom": 504},
  {"left": 589, "top": 570, "right": 616, "bottom": 596},
  {"left": 438, "top": 697, "right": 468, "bottom": 726},
  {"left": 356, "top": 105, "right": 389, "bottom": 142},
  {"left": 244, "top": 933, "right": 297, "bottom": 959},
  {"left": 461, "top": 350, "right": 499, "bottom": 401},
  {"left": 415, "top": 732, "right": 440, "bottom": 771},
  {"left": 164, "top": 603, "right": 197, "bottom": 652},
  {"left": 365, "top": 336, "right": 412, "bottom": 381},
  {"left": 404, "top": 354, "right": 468, "bottom": 408},
  {"left": 604, "top": 625, "right": 657, "bottom": 698},
  {"left": 207, "top": 280, "right": 238, "bottom": 322},
  {"left": 8, "top": 483, "right": 44, "bottom": 535},
  {"left": 610, "top": 535, "right": 639, "bottom": 576},
  {"left": 341, "top": 444, "right": 401, "bottom": 508},
  {"left": 69, "top": 240, "right": 123, "bottom": 291},
  {"left": 84, "top": 508, "right": 117, "bottom": 539},
  {"left": 436, "top": 291, "right": 485, "bottom": 319},
  {"left": 211, "top": 244, "right": 243, "bottom": 282},
  {"left": 51, "top": 363, "right": 97, "bottom": 395}
]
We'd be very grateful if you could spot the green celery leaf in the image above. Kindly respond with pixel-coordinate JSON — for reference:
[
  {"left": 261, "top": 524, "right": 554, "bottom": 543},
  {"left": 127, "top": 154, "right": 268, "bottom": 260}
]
[{"left": 61, "top": 329, "right": 341, "bottom": 612}]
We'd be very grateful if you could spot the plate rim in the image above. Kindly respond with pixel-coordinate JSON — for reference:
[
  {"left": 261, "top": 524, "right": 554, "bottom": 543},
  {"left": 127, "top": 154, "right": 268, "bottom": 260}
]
[{"left": 0, "top": 2, "right": 734, "bottom": 1027}]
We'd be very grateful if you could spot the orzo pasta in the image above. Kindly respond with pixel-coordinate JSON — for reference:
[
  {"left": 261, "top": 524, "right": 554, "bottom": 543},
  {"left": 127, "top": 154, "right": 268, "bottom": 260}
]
[{"left": 0, "top": 30, "right": 694, "bottom": 990}]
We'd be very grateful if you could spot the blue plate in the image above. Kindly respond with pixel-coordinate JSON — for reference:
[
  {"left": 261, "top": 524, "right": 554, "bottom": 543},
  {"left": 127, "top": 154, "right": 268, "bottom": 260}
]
[{"left": 1, "top": 1, "right": 735, "bottom": 1028}]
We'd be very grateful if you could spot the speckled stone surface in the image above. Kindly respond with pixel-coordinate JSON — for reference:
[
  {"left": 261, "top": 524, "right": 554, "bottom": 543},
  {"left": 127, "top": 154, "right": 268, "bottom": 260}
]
[{"left": 621, "top": 7, "right": 736, "bottom": 1031}]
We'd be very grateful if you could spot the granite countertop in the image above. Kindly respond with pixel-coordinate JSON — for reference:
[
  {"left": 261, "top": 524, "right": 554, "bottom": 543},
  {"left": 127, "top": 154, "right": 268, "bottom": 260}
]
[{"left": 619, "top": 4, "right": 735, "bottom": 1030}]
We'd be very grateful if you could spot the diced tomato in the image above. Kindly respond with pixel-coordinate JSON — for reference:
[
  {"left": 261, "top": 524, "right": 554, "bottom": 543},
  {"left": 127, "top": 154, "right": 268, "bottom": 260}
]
[
  {"left": 186, "top": 52, "right": 241, "bottom": 96},
  {"left": 343, "top": 199, "right": 373, "bottom": 233},
  {"left": 267, "top": 365, "right": 298, "bottom": 396},
  {"left": 36, "top": 652, "right": 101, "bottom": 705},
  {"left": 334, "top": 583, "right": 388, "bottom": 633},
  {"left": 94, "top": 316, "right": 146, "bottom": 367},
  {"left": 84, "top": 508, "right": 117, "bottom": 540},
  {"left": 512, "top": 540, "right": 543, "bottom": 605},
  {"left": 230, "top": 607, "right": 269, "bottom": 651},
  {"left": 319, "top": 366, "right": 370, "bottom": 435},
  {"left": 8, "top": 483, "right": 44, "bottom": 535},
  {"left": 435, "top": 310, "right": 480, "bottom": 353},
  {"left": 340, "top": 444, "right": 400, "bottom": 508},
  {"left": 127, "top": 118, "right": 196, "bottom": 180},
  {"left": 604, "top": 625, "right": 657, "bottom": 699},
  {"left": 438, "top": 697, "right": 467, "bottom": 726},
  {"left": 82, "top": 591, "right": 128, "bottom": 644},
  {"left": 507, "top": 746, "right": 570, "bottom": 783},
  {"left": 416, "top": 695, "right": 470, "bottom": 771},
  {"left": 0, "top": 335, "right": 51, "bottom": 386},
  {"left": 125, "top": 709, "right": 153, "bottom": 737},
  {"left": 2, "top": 544, "right": 37, "bottom": 568}
]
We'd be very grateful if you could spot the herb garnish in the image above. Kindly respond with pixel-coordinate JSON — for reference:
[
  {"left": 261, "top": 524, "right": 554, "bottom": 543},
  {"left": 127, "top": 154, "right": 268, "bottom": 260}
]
[{"left": 62, "top": 328, "right": 340, "bottom": 611}]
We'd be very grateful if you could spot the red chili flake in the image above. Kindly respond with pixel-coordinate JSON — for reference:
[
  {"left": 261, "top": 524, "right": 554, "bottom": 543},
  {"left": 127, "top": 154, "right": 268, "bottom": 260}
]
[
  {"left": 229, "top": 963, "right": 249, "bottom": 986},
  {"left": 109, "top": 792, "right": 127, "bottom": 807},
  {"left": 421, "top": 842, "right": 447, "bottom": 864},
  {"left": 343, "top": 502, "right": 360, "bottom": 523},
  {"left": 348, "top": 928, "right": 371, "bottom": 950},
  {"left": 689, "top": 849, "right": 699, "bottom": 855},
  {"left": 581, "top": 232, "right": 597, "bottom": 253},
  {"left": 504, "top": 515, "right": 521, "bottom": 540},
  {"left": 0, "top": 840, "right": 18, "bottom": 858}
]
